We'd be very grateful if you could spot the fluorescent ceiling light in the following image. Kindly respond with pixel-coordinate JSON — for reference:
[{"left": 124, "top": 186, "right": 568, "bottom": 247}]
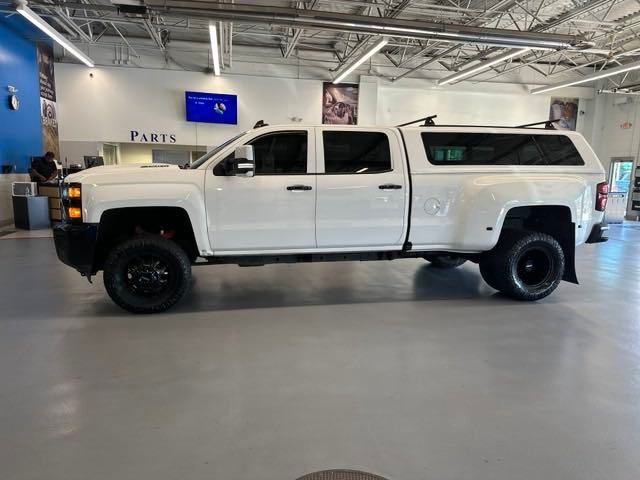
[
  {"left": 333, "top": 37, "right": 389, "bottom": 84},
  {"left": 437, "top": 48, "right": 530, "bottom": 86},
  {"left": 209, "top": 23, "right": 221, "bottom": 76},
  {"left": 530, "top": 59, "right": 640, "bottom": 94},
  {"left": 16, "top": 2, "right": 94, "bottom": 67}
]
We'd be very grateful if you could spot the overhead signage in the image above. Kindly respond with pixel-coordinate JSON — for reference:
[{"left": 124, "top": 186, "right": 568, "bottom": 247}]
[{"left": 130, "top": 130, "right": 177, "bottom": 143}]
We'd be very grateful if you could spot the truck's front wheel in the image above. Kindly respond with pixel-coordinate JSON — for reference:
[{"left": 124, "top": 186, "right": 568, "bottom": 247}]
[
  {"left": 103, "top": 236, "right": 191, "bottom": 313},
  {"left": 479, "top": 232, "right": 565, "bottom": 301}
]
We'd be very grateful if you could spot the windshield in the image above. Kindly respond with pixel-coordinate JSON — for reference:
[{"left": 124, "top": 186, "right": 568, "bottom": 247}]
[{"left": 189, "top": 131, "right": 247, "bottom": 169}]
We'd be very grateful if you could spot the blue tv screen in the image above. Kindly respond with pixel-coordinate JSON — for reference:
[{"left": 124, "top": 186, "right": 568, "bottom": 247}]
[{"left": 185, "top": 91, "right": 237, "bottom": 124}]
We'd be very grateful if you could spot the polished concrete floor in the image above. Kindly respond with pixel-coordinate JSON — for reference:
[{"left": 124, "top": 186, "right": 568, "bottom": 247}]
[{"left": 1, "top": 226, "right": 639, "bottom": 480}]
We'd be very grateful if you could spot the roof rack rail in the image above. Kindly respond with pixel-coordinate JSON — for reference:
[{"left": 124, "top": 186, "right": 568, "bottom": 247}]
[
  {"left": 395, "top": 117, "right": 563, "bottom": 129},
  {"left": 397, "top": 115, "right": 437, "bottom": 127},
  {"left": 396, "top": 115, "right": 561, "bottom": 130},
  {"left": 515, "top": 119, "right": 560, "bottom": 129}
]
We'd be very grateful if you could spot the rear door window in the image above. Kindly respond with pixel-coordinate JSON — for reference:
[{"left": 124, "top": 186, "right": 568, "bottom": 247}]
[{"left": 323, "top": 131, "right": 391, "bottom": 174}]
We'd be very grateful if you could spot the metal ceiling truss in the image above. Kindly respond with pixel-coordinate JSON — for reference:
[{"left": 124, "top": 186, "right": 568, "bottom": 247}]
[{"left": 1, "top": 0, "right": 640, "bottom": 86}]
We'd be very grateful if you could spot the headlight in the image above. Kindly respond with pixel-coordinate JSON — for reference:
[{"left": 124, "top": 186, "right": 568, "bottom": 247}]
[
  {"left": 67, "top": 207, "right": 82, "bottom": 220},
  {"left": 62, "top": 182, "right": 82, "bottom": 222},
  {"left": 68, "top": 185, "right": 81, "bottom": 199}
]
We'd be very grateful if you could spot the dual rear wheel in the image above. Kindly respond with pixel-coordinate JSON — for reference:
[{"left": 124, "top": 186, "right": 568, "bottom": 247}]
[
  {"left": 425, "top": 231, "right": 565, "bottom": 301},
  {"left": 479, "top": 231, "right": 565, "bottom": 301}
]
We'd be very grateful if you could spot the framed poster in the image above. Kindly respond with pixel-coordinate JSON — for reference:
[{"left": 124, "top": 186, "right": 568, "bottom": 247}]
[
  {"left": 549, "top": 97, "right": 579, "bottom": 131},
  {"left": 322, "top": 82, "right": 358, "bottom": 125}
]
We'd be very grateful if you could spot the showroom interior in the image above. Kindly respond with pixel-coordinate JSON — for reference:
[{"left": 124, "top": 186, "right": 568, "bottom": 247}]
[{"left": 1, "top": 0, "right": 640, "bottom": 479}]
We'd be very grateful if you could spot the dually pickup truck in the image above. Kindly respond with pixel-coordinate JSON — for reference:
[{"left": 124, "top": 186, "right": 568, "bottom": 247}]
[{"left": 54, "top": 122, "right": 609, "bottom": 313}]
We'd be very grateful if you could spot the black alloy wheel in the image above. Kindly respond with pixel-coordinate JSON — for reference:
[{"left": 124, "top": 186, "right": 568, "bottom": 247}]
[
  {"left": 514, "top": 246, "right": 555, "bottom": 289},
  {"left": 479, "top": 231, "right": 565, "bottom": 301},
  {"left": 125, "top": 255, "right": 172, "bottom": 296},
  {"left": 104, "top": 236, "right": 191, "bottom": 313}
]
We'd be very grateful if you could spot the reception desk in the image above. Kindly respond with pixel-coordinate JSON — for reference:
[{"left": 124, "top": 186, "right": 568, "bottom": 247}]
[
  {"left": 11, "top": 181, "right": 62, "bottom": 229},
  {"left": 37, "top": 184, "right": 62, "bottom": 221}
]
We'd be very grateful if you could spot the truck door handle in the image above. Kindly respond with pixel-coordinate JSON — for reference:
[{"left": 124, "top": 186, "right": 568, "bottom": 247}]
[
  {"left": 378, "top": 184, "right": 402, "bottom": 190},
  {"left": 286, "top": 185, "right": 313, "bottom": 191}
]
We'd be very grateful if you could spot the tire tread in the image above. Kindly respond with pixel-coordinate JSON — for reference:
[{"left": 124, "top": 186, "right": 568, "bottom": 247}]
[
  {"left": 479, "top": 231, "right": 564, "bottom": 301},
  {"left": 103, "top": 236, "right": 191, "bottom": 313}
]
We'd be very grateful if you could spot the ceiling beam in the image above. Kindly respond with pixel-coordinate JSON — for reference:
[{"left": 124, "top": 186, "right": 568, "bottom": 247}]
[
  {"left": 332, "top": 0, "right": 412, "bottom": 67},
  {"left": 283, "top": 0, "right": 318, "bottom": 58},
  {"left": 392, "top": 45, "right": 460, "bottom": 82},
  {"left": 142, "top": 18, "right": 165, "bottom": 51}
]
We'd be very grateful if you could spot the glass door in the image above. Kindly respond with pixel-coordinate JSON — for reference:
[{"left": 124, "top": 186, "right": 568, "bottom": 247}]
[
  {"left": 607, "top": 158, "right": 634, "bottom": 223},
  {"left": 102, "top": 143, "right": 119, "bottom": 165},
  {"left": 609, "top": 159, "right": 633, "bottom": 194}
]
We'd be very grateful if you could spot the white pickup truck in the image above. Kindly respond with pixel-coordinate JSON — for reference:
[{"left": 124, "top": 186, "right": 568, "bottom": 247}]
[{"left": 54, "top": 122, "right": 609, "bottom": 313}]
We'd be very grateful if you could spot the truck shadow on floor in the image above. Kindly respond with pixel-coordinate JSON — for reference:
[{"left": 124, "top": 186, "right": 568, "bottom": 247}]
[{"left": 153, "top": 264, "right": 514, "bottom": 315}]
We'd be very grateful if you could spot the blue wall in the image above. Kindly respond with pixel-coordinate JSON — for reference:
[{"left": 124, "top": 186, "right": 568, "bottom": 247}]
[{"left": 0, "top": 16, "right": 43, "bottom": 173}]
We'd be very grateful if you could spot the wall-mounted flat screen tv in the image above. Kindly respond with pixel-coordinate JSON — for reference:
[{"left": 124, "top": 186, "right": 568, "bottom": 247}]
[{"left": 185, "top": 91, "right": 237, "bottom": 124}]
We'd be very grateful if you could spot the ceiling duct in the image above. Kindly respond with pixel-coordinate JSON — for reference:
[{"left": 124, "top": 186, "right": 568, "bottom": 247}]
[
  {"left": 40, "top": 0, "right": 589, "bottom": 50},
  {"left": 154, "top": 2, "right": 589, "bottom": 50}
]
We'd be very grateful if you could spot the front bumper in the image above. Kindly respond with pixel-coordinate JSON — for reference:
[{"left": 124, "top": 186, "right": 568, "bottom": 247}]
[
  {"left": 586, "top": 222, "right": 609, "bottom": 244},
  {"left": 53, "top": 222, "right": 99, "bottom": 275}
]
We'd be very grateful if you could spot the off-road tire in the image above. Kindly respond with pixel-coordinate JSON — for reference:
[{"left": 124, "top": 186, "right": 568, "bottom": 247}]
[
  {"left": 424, "top": 254, "right": 467, "bottom": 269},
  {"left": 479, "top": 231, "right": 565, "bottom": 301},
  {"left": 103, "top": 236, "right": 191, "bottom": 313}
]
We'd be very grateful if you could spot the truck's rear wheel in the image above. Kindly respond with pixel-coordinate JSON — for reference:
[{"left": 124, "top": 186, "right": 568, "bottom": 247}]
[
  {"left": 479, "top": 232, "right": 565, "bottom": 301},
  {"left": 424, "top": 254, "right": 467, "bottom": 269},
  {"left": 103, "top": 236, "right": 191, "bottom": 313}
]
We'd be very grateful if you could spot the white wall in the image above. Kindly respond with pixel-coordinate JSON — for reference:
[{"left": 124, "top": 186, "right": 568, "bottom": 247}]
[
  {"left": 118, "top": 143, "right": 202, "bottom": 164},
  {"left": 56, "top": 65, "right": 322, "bottom": 149},
  {"left": 58, "top": 141, "right": 102, "bottom": 167},
  {"left": 375, "top": 78, "right": 594, "bottom": 133},
  {"left": 593, "top": 96, "right": 640, "bottom": 168},
  {"left": 56, "top": 65, "right": 597, "bottom": 151},
  {"left": 379, "top": 85, "right": 548, "bottom": 127}
]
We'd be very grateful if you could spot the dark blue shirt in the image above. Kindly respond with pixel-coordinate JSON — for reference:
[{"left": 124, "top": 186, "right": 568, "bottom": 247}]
[{"left": 31, "top": 157, "right": 57, "bottom": 180}]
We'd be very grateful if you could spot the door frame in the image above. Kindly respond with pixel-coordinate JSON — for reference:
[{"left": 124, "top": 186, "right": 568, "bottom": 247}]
[
  {"left": 206, "top": 127, "right": 319, "bottom": 254},
  {"left": 101, "top": 143, "right": 120, "bottom": 165},
  {"left": 608, "top": 157, "right": 634, "bottom": 194},
  {"left": 609, "top": 156, "right": 635, "bottom": 221},
  {"left": 313, "top": 126, "right": 410, "bottom": 249}
]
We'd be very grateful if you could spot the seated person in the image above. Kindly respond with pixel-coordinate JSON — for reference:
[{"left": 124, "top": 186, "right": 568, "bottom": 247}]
[{"left": 30, "top": 152, "right": 59, "bottom": 183}]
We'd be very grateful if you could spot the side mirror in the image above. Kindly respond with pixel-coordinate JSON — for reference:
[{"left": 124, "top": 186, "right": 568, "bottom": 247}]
[{"left": 232, "top": 145, "right": 255, "bottom": 177}]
